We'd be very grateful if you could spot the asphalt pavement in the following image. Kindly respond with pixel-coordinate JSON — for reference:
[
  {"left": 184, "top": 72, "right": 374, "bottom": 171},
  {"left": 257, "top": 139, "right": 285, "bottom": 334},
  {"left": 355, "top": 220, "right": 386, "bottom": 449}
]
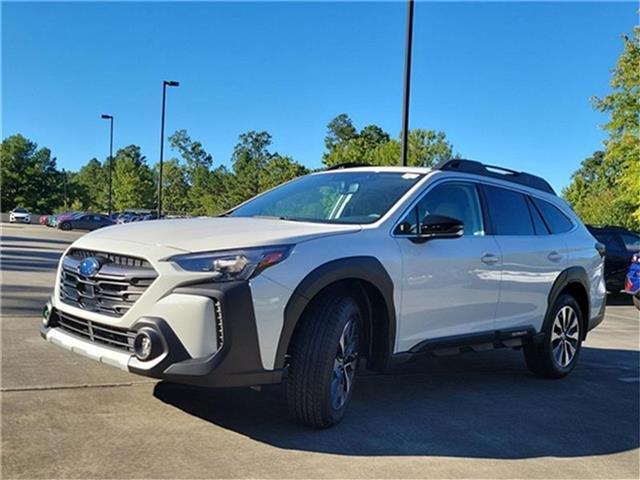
[{"left": 1, "top": 224, "right": 638, "bottom": 479}]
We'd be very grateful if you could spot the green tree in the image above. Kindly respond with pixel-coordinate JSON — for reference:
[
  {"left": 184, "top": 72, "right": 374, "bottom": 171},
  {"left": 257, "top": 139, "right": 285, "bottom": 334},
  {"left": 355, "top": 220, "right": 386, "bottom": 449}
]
[
  {"left": 71, "top": 158, "right": 108, "bottom": 211},
  {"left": 112, "top": 145, "right": 155, "bottom": 211},
  {"left": 564, "top": 28, "right": 640, "bottom": 230},
  {"left": 168, "top": 130, "right": 232, "bottom": 215},
  {"left": 322, "top": 115, "right": 454, "bottom": 168},
  {"left": 155, "top": 158, "right": 189, "bottom": 215},
  {"left": 593, "top": 27, "right": 640, "bottom": 228},
  {"left": 1, "top": 134, "right": 64, "bottom": 212}
]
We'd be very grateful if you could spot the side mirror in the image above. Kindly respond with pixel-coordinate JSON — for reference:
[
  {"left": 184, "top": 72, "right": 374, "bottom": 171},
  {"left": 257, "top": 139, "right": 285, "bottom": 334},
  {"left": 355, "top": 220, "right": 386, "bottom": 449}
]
[{"left": 417, "top": 214, "right": 463, "bottom": 241}]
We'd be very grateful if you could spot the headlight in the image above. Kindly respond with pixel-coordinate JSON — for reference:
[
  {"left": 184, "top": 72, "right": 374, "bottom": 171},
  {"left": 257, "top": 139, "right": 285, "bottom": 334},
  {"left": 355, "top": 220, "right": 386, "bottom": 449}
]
[{"left": 168, "top": 245, "right": 293, "bottom": 281}]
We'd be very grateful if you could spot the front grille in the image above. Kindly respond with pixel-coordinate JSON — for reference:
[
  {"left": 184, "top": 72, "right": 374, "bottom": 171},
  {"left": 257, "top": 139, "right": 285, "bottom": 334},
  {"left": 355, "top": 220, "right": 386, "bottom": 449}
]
[
  {"left": 55, "top": 310, "right": 135, "bottom": 352},
  {"left": 67, "top": 248, "right": 152, "bottom": 269},
  {"left": 59, "top": 250, "right": 157, "bottom": 317}
]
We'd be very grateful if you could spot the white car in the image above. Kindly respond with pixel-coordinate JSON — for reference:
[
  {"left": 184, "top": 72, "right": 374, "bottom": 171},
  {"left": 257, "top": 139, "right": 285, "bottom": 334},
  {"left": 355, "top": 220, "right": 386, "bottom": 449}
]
[
  {"left": 41, "top": 159, "right": 607, "bottom": 427},
  {"left": 9, "top": 207, "right": 31, "bottom": 224}
]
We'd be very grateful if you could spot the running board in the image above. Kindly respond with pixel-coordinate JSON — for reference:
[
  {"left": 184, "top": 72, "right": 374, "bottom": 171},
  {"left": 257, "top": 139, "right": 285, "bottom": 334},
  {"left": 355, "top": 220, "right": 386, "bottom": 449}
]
[{"left": 392, "top": 327, "right": 537, "bottom": 364}]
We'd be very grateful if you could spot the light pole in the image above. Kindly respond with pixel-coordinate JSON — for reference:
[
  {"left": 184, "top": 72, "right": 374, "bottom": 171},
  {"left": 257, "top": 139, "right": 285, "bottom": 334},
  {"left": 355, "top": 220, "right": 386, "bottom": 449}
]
[
  {"left": 157, "top": 80, "right": 180, "bottom": 219},
  {"left": 400, "top": 0, "right": 415, "bottom": 167},
  {"left": 101, "top": 114, "right": 114, "bottom": 216}
]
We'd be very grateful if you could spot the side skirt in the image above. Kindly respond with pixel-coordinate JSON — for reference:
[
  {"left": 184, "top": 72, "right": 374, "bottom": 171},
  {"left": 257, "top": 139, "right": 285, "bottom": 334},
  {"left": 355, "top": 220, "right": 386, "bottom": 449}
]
[{"left": 390, "top": 327, "right": 537, "bottom": 367}]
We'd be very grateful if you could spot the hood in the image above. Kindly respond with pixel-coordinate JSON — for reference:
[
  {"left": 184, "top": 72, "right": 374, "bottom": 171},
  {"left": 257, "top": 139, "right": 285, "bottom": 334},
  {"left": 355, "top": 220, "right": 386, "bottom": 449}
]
[{"left": 80, "top": 217, "right": 361, "bottom": 253}]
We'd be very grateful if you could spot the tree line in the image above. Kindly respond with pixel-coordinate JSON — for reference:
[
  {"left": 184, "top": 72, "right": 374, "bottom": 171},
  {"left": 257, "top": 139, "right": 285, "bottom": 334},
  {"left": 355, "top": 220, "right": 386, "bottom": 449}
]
[
  {"left": 2, "top": 28, "right": 637, "bottom": 228},
  {"left": 0, "top": 116, "right": 455, "bottom": 216}
]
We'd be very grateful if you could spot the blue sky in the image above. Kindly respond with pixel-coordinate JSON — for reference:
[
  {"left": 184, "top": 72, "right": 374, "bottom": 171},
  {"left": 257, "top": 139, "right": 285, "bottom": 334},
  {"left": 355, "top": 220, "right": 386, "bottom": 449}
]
[{"left": 2, "top": 1, "right": 637, "bottom": 192}]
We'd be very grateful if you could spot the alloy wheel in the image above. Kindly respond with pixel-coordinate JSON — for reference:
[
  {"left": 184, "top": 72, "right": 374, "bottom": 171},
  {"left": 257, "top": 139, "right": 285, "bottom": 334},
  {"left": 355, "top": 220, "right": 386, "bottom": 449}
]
[
  {"left": 551, "top": 305, "right": 580, "bottom": 368},
  {"left": 330, "top": 319, "right": 359, "bottom": 410}
]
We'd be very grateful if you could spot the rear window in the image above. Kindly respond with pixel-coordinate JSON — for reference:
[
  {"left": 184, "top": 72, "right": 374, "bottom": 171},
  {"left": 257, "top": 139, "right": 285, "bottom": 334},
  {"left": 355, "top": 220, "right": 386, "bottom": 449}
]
[
  {"left": 592, "top": 232, "right": 625, "bottom": 252},
  {"left": 531, "top": 197, "right": 573, "bottom": 234},
  {"left": 619, "top": 233, "right": 640, "bottom": 252},
  {"left": 483, "top": 185, "right": 534, "bottom": 235}
]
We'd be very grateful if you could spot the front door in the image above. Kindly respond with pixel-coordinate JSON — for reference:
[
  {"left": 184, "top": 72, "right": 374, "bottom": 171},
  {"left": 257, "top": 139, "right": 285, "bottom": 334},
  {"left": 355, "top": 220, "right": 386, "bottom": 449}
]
[{"left": 394, "top": 181, "right": 502, "bottom": 352}]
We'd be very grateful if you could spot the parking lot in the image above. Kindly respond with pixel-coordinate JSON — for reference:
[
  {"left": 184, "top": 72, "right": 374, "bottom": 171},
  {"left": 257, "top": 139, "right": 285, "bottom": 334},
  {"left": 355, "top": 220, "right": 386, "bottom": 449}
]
[{"left": 1, "top": 223, "right": 638, "bottom": 479}]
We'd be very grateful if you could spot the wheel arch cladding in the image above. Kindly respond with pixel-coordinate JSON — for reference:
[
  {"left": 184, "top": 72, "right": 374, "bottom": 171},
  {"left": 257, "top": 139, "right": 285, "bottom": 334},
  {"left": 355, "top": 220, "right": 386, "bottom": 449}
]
[
  {"left": 547, "top": 266, "right": 590, "bottom": 340},
  {"left": 275, "top": 256, "right": 396, "bottom": 372}
]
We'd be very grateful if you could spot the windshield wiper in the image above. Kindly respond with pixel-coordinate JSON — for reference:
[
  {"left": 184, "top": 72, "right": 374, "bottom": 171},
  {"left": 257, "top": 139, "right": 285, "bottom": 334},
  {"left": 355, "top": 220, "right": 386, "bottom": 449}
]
[{"left": 252, "top": 215, "right": 304, "bottom": 222}]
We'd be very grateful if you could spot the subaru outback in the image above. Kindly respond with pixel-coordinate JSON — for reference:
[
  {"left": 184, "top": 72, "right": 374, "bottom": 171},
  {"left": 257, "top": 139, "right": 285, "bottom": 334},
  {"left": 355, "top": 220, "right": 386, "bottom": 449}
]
[{"left": 41, "top": 159, "right": 607, "bottom": 428}]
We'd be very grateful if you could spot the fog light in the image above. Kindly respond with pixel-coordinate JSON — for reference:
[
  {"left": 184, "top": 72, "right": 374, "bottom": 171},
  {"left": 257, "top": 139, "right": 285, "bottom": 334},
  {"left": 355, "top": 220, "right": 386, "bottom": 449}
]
[
  {"left": 42, "top": 303, "right": 51, "bottom": 328},
  {"left": 133, "top": 329, "right": 162, "bottom": 361}
]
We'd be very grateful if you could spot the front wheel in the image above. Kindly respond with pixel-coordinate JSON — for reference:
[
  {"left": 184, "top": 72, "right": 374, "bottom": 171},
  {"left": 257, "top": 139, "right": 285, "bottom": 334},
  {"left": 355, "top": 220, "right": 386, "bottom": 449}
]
[
  {"left": 286, "top": 293, "right": 361, "bottom": 428},
  {"left": 524, "top": 294, "right": 583, "bottom": 378},
  {"left": 60, "top": 222, "right": 71, "bottom": 231},
  {"left": 633, "top": 294, "right": 640, "bottom": 311}
]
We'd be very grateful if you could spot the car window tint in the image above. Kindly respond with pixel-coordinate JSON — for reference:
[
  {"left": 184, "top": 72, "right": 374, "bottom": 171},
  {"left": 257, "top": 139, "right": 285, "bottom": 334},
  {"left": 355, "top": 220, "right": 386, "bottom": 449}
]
[
  {"left": 483, "top": 185, "right": 534, "bottom": 235},
  {"left": 531, "top": 198, "right": 573, "bottom": 234},
  {"left": 620, "top": 233, "right": 640, "bottom": 252},
  {"left": 527, "top": 197, "right": 549, "bottom": 235},
  {"left": 396, "top": 182, "right": 484, "bottom": 236}
]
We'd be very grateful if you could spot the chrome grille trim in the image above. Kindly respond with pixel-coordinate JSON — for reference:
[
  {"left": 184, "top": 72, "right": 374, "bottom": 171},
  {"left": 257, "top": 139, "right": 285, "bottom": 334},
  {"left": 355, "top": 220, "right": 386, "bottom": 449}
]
[
  {"left": 55, "top": 310, "right": 135, "bottom": 353},
  {"left": 59, "top": 252, "right": 157, "bottom": 317},
  {"left": 214, "top": 300, "right": 224, "bottom": 348}
]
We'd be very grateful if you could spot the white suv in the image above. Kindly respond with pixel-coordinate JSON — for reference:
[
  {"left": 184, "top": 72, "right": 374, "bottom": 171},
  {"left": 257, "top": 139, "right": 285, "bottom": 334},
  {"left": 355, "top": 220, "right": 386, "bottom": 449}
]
[{"left": 41, "top": 159, "right": 607, "bottom": 428}]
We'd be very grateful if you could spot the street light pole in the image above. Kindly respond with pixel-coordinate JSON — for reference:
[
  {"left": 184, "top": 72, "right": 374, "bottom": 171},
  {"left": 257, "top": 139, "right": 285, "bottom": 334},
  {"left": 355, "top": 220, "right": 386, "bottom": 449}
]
[
  {"left": 101, "top": 114, "right": 114, "bottom": 216},
  {"left": 400, "top": 0, "right": 415, "bottom": 167},
  {"left": 157, "top": 80, "right": 180, "bottom": 219}
]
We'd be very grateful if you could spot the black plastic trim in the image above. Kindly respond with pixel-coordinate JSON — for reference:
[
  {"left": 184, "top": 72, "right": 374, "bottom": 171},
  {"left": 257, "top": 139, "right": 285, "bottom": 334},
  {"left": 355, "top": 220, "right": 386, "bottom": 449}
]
[
  {"left": 407, "top": 326, "right": 536, "bottom": 355},
  {"left": 546, "top": 266, "right": 592, "bottom": 339},
  {"left": 162, "top": 281, "right": 283, "bottom": 387},
  {"left": 275, "top": 256, "right": 397, "bottom": 370}
]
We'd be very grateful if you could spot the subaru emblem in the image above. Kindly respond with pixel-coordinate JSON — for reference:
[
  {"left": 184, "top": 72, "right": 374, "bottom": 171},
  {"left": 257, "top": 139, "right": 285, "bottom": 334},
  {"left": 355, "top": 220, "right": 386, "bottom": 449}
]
[{"left": 78, "top": 257, "right": 101, "bottom": 277}]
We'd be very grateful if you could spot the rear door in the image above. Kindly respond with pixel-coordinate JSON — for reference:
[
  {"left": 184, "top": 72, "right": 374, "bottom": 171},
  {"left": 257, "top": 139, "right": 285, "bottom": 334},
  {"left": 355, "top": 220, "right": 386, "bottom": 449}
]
[{"left": 482, "top": 185, "right": 567, "bottom": 333}]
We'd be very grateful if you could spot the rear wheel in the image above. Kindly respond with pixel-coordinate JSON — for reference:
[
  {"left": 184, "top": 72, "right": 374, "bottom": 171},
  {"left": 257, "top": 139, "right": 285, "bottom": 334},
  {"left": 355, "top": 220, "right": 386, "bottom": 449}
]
[
  {"left": 524, "top": 294, "right": 582, "bottom": 378},
  {"left": 633, "top": 294, "right": 640, "bottom": 311},
  {"left": 286, "top": 292, "right": 361, "bottom": 428},
  {"left": 60, "top": 222, "right": 71, "bottom": 231}
]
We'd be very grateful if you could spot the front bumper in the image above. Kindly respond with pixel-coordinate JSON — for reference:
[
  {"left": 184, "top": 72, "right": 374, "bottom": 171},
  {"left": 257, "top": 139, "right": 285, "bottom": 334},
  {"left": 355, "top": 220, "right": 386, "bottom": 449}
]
[
  {"left": 10, "top": 216, "right": 30, "bottom": 223},
  {"left": 42, "top": 281, "right": 284, "bottom": 388}
]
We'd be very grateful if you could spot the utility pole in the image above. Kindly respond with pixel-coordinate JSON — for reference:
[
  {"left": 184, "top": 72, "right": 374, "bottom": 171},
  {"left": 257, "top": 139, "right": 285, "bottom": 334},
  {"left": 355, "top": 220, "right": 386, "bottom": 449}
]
[
  {"left": 101, "top": 114, "right": 114, "bottom": 215},
  {"left": 400, "top": 0, "right": 415, "bottom": 167},
  {"left": 157, "top": 80, "right": 180, "bottom": 219}
]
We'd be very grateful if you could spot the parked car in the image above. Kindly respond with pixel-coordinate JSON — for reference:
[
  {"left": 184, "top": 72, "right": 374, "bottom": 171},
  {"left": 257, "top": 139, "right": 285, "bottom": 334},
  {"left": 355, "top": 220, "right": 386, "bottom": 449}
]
[
  {"left": 9, "top": 208, "right": 31, "bottom": 224},
  {"left": 624, "top": 253, "right": 640, "bottom": 310},
  {"left": 58, "top": 213, "right": 114, "bottom": 231},
  {"left": 587, "top": 225, "right": 640, "bottom": 292},
  {"left": 39, "top": 215, "right": 50, "bottom": 225},
  {"left": 41, "top": 159, "right": 606, "bottom": 428},
  {"left": 50, "top": 211, "right": 83, "bottom": 228}
]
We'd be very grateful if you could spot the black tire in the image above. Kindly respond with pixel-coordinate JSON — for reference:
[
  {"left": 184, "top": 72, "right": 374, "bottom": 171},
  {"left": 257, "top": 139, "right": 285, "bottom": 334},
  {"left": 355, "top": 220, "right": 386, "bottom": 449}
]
[
  {"left": 524, "top": 294, "right": 583, "bottom": 378},
  {"left": 286, "top": 291, "right": 361, "bottom": 428},
  {"left": 60, "top": 222, "right": 71, "bottom": 231},
  {"left": 633, "top": 294, "right": 640, "bottom": 311}
]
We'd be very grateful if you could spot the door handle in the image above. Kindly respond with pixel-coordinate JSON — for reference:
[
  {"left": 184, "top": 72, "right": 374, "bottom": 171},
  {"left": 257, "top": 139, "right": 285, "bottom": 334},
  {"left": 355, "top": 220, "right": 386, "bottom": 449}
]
[
  {"left": 547, "top": 251, "right": 563, "bottom": 262},
  {"left": 481, "top": 253, "right": 499, "bottom": 265}
]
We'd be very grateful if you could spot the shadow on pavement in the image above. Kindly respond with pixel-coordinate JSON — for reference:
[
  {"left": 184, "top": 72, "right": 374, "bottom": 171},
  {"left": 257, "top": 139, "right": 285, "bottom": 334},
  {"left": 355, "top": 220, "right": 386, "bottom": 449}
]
[
  {"left": 607, "top": 292, "right": 634, "bottom": 306},
  {"left": 0, "top": 235, "right": 71, "bottom": 246},
  {"left": 0, "top": 249, "right": 63, "bottom": 273},
  {"left": 154, "top": 346, "right": 639, "bottom": 459}
]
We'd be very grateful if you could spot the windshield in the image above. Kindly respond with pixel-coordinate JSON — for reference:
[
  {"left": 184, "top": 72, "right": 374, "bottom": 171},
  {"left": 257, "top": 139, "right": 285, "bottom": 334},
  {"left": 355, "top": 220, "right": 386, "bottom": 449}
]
[
  {"left": 230, "top": 171, "right": 423, "bottom": 224},
  {"left": 13, "top": 208, "right": 28, "bottom": 213}
]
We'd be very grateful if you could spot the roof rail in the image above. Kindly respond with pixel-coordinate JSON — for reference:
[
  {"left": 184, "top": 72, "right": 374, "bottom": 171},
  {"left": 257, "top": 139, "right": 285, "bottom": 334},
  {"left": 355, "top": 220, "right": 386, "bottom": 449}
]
[
  {"left": 433, "top": 159, "right": 556, "bottom": 195},
  {"left": 326, "top": 162, "right": 371, "bottom": 170}
]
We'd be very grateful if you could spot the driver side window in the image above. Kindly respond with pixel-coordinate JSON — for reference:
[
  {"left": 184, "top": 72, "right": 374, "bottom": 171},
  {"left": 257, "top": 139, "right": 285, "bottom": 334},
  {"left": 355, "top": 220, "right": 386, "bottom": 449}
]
[{"left": 396, "top": 181, "right": 485, "bottom": 236}]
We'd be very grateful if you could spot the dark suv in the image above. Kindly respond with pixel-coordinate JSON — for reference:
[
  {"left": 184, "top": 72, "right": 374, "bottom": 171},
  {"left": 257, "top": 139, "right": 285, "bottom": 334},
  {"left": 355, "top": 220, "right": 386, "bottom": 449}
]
[{"left": 587, "top": 225, "right": 640, "bottom": 292}]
